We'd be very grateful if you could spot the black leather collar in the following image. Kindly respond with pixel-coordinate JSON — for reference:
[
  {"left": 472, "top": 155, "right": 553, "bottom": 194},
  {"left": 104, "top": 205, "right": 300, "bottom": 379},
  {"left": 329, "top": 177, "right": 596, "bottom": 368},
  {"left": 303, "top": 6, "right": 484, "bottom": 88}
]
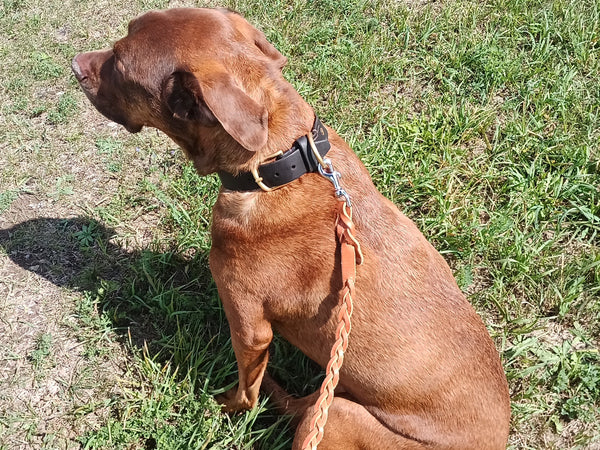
[{"left": 218, "top": 117, "right": 330, "bottom": 191}]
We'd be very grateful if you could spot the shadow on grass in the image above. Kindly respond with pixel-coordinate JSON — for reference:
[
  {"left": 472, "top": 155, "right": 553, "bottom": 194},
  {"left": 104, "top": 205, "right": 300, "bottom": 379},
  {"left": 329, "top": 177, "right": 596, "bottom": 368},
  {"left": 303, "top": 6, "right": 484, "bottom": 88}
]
[
  {"left": 0, "top": 216, "right": 218, "bottom": 348},
  {"left": 0, "top": 216, "right": 318, "bottom": 448}
]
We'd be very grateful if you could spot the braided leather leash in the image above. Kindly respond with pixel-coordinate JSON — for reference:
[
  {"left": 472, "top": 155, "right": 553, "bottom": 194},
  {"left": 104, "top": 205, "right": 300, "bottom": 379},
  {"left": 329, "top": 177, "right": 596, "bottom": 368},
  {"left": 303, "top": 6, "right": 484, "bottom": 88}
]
[{"left": 301, "top": 134, "right": 364, "bottom": 450}]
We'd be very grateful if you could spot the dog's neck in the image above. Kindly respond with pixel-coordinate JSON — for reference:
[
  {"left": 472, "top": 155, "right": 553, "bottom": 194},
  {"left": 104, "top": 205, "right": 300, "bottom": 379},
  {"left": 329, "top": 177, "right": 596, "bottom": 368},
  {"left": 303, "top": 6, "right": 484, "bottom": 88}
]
[
  {"left": 212, "top": 88, "right": 326, "bottom": 223},
  {"left": 182, "top": 74, "right": 328, "bottom": 221},
  {"left": 216, "top": 76, "right": 315, "bottom": 172},
  {"left": 261, "top": 87, "right": 315, "bottom": 162},
  {"left": 217, "top": 116, "right": 330, "bottom": 192}
]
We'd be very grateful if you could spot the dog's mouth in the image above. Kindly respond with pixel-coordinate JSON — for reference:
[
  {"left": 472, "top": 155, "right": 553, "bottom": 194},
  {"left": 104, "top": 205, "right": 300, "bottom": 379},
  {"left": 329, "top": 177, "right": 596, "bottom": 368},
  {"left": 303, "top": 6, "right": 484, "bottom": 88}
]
[
  {"left": 71, "top": 58, "right": 87, "bottom": 84},
  {"left": 122, "top": 122, "right": 143, "bottom": 133},
  {"left": 71, "top": 57, "right": 144, "bottom": 134},
  {"left": 98, "top": 108, "right": 144, "bottom": 133}
]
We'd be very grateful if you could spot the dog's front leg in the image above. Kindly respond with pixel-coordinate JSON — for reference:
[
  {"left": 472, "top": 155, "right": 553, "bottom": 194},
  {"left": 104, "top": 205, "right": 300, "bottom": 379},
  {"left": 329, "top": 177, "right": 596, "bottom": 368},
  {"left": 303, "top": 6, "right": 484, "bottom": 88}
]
[{"left": 216, "top": 308, "right": 273, "bottom": 413}]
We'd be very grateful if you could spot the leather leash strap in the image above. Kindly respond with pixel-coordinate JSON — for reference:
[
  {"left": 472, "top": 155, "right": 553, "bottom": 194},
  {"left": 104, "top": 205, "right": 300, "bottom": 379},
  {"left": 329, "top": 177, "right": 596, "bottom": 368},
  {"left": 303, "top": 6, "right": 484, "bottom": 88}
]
[{"left": 301, "top": 201, "right": 363, "bottom": 450}]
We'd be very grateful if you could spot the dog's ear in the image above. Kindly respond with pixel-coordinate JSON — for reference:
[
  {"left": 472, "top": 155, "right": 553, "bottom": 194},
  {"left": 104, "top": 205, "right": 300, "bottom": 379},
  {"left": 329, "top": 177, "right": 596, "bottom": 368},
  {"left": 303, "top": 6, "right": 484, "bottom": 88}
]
[
  {"left": 254, "top": 30, "right": 287, "bottom": 70},
  {"left": 162, "top": 71, "right": 268, "bottom": 153},
  {"left": 163, "top": 71, "right": 217, "bottom": 123}
]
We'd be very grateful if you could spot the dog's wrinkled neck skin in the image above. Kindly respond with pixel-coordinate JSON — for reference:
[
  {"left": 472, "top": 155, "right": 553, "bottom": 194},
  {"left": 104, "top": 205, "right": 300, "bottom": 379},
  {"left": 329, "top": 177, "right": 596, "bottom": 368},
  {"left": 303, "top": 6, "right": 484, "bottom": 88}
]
[{"left": 217, "top": 190, "right": 259, "bottom": 221}]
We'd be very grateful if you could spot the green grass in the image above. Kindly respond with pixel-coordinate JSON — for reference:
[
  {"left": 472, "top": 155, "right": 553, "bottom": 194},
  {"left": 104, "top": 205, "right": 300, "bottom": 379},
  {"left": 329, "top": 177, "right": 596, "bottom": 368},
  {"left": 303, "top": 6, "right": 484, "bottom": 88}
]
[
  {"left": 1, "top": 0, "right": 599, "bottom": 448},
  {"left": 29, "top": 332, "right": 54, "bottom": 376},
  {"left": 0, "top": 190, "right": 18, "bottom": 214}
]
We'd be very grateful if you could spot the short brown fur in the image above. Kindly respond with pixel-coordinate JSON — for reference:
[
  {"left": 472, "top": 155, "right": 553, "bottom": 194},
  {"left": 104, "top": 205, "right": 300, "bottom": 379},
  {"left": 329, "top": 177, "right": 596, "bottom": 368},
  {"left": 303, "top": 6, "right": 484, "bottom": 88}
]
[{"left": 72, "top": 8, "right": 511, "bottom": 449}]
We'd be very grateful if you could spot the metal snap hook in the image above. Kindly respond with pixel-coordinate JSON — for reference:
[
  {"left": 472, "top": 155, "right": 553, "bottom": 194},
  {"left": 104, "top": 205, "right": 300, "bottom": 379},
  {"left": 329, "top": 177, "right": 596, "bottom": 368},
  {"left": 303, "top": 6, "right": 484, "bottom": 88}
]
[{"left": 317, "top": 159, "right": 352, "bottom": 207}]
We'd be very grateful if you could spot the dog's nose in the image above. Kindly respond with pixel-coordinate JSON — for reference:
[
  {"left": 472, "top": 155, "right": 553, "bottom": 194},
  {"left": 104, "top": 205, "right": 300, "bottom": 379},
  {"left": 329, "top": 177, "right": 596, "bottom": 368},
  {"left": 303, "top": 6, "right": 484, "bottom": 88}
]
[{"left": 71, "top": 55, "right": 87, "bottom": 82}]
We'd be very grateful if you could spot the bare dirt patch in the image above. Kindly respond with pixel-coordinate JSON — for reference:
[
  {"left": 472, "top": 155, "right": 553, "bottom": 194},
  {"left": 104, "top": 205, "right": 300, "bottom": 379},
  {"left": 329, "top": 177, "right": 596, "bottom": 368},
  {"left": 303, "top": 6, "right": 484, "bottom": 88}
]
[
  {"left": 0, "top": 190, "right": 128, "bottom": 448},
  {"left": 0, "top": 108, "right": 176, "bottom": 448}
]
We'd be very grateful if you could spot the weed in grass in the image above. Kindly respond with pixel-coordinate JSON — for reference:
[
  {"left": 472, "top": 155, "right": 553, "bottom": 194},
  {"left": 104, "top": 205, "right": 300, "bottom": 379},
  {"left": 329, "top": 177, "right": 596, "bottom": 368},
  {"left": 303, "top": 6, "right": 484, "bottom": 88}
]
[
  {"left": 52, "top": 174, "right": 74, "bottom": 199},
  {"left": 0, "top": 190, "right": 18, "bottom": 214},
  {"left": 74, "top": 220, "right": 100, "bottom": 249},
  {"left": 28, "top": 332, "right": 54, "bottom": 376},
  {"left": 74, "top": 289, "right": 117, "bottom": 360},
  {"left": 95, "top": 137, "right": 123, "bottom": 156},
  {"left": 95, "top": 136, "right": 126, "bottom": 173},
  {"left": 47, "top": 91, "right": 78, "bottom": 125},
  {"left": 106, "top": 161, "right": 122, "bottom": 173},
  {"left": 29, "top": 51, "right": 64, "bottom": 81}
]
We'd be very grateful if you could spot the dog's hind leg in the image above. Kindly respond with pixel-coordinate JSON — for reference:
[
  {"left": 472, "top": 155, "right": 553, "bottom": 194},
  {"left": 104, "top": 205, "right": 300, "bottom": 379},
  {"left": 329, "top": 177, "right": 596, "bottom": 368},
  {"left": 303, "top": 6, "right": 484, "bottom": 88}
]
[
  {"left": 292, "top": 396, "right": 428, "bottom": 450},
  {"left": 262, "top": 375, "right": 426, "bottom": 450}
]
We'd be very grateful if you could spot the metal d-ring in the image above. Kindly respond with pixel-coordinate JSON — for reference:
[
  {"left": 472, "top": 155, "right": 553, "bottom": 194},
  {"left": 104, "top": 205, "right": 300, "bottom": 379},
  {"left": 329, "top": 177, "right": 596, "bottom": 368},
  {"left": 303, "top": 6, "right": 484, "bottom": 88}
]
[{"left": 251, "top": 167, "right": 273, "bottom": 192}]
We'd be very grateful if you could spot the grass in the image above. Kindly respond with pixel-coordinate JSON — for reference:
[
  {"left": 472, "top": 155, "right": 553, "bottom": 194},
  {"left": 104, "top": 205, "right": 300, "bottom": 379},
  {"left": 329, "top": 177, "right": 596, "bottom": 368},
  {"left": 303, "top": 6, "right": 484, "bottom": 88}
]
[
  {"left": 0, "top": 0, "right": 599, "bottom": 448},
  {"left": 29, "top": 332, "right": 54, "bottom": 376}
]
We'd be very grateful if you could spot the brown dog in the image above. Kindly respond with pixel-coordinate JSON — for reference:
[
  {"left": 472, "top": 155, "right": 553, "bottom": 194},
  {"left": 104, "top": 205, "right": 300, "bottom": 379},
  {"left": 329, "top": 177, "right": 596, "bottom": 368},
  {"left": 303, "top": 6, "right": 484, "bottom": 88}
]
[{"left": 72, "top": 8, "right": 510, "bottom": 449}]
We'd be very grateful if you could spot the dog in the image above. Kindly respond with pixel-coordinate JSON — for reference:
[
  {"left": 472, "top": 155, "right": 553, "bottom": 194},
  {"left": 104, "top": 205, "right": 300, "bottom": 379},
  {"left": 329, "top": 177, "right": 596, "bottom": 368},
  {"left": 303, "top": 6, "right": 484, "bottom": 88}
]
[{"left": 72, "top": 8, "right": 510, "bottom": 449}]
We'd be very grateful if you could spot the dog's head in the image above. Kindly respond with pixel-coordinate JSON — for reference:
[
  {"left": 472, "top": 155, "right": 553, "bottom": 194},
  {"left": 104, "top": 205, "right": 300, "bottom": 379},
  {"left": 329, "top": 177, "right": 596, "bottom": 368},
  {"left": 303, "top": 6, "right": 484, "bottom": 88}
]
[{"left": 72, "top": 8, "right": 288, "bottom": 173}]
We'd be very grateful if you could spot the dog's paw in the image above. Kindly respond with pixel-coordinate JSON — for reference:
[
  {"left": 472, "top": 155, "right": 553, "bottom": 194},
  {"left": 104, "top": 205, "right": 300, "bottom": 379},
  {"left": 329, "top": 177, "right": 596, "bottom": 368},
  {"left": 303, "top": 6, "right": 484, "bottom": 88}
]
[{"left": 215, "top": 386, "right": 254, "bottom": 413}]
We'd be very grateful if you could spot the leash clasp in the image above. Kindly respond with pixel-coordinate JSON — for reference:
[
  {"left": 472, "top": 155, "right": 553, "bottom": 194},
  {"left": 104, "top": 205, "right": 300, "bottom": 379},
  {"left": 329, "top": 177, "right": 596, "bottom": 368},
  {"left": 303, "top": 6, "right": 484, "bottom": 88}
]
[
  {"left": 318, "top": 159, "right": 352, "bottom": 207},
  {"left": 307, "top": 126, "right": 352, "bottom": 207}
]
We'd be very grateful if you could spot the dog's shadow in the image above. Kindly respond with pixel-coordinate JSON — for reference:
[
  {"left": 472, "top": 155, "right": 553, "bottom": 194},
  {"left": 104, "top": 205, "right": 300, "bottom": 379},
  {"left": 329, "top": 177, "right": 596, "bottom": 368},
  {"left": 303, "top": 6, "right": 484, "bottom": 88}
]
[
  {"left": 0, "top": 217, "right": 218, "bottom": 349},
  {"left": 0, "top": 216, "right": 320, "bottom": 443}
]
